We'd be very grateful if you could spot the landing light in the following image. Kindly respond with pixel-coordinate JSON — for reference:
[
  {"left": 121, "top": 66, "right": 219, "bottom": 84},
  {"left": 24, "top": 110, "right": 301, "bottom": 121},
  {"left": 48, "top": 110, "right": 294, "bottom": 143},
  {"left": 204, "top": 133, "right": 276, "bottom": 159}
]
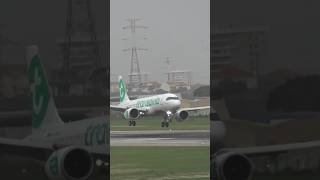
[{"left": 96, "top": 159, "right": 103, "bottom": 166}]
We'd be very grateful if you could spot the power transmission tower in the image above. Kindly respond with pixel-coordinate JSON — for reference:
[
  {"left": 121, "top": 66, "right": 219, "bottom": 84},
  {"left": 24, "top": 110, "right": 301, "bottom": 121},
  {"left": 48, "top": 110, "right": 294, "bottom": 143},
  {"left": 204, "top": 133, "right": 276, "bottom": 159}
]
[
  {"left": 122, "top": 18, "right": 147, "bottom": 89},
  {"left": 164, "top": 56, "right": 173, "bottom": 72},
  {"left": 123, "top": 47, "right": 147, "bottom": 87},
  {"left": 0, "top": 28, "right": 20, "bottom": 64},
  {"left": 59, "top": 0, "right": 101, "bottom": 95}
]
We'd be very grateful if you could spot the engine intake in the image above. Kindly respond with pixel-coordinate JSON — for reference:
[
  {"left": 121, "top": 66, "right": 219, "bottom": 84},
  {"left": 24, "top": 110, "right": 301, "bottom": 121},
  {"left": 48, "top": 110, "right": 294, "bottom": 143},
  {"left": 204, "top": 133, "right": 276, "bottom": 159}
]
[
  {"left": 175, "top": 110, "right": 189, "bottom": 122},
  {"left": 45, "top": 147, "right": 93, "bottom": 180},
  {"left": 212, "top": 151, "right": 252, "bottom": 180},
  {"left": 124, "top": 108, "right": 140, "bottom": 119}
]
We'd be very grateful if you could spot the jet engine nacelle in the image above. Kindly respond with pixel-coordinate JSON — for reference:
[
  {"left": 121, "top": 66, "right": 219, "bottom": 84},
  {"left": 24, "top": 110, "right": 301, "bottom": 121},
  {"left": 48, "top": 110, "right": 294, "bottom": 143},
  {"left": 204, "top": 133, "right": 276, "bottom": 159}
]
[
  {"left": 212, "top": 151, "right": 253, "bottom": 180},
  {"left": 123, "top": 108, "right": 140, "bottom": 119},
  {"left": 175, "top": 110, "right": 189, "bottom": 122},
  {"left": 45, "top": 146, "right": 94, "bottom": 180}
]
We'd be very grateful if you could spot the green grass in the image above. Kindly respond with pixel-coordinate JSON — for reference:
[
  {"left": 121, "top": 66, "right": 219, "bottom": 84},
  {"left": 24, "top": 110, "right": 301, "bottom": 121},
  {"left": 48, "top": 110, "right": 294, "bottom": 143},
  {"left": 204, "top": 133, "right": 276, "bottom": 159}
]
[
  {"left": 110, "top": 115, "right": 210, "bottom": 131},
  {"left": 111, "top": 146, "right": 210, "bottom": 180}
]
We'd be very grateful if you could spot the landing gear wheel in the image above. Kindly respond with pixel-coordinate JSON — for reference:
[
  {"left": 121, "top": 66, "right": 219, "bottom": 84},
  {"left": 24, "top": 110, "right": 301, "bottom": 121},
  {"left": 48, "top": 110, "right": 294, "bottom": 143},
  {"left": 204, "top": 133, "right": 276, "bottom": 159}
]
[
  {"left": 132, "top": 121, "right": 136, "bottom": 126},
  {"left": 128, "top": 121, "right": 132, "bottom": 126},
  {"left": 165, "top": 122, "right": 169, "bottom": 127},
  {"left": 161, "top": 122, "right": 165, "bottom": 127}
]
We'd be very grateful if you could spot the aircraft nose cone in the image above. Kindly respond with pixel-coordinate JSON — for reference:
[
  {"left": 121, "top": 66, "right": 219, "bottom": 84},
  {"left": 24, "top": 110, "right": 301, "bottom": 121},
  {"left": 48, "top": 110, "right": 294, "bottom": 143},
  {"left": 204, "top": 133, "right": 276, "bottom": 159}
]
[{"left": 176, "top": 100, "right": 181, "bottom": 107}]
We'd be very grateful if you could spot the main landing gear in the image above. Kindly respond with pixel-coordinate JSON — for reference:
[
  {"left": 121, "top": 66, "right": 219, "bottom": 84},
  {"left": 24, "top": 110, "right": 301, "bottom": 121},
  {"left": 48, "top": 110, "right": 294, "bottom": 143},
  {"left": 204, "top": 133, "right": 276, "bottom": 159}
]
[
  {"left": 128, "top": 120, "right": 136, "bottom": 126},
  {"left": 161, "top": 121, "right": 169, "bottom": 128},
  {"left": 161, "top": 111, "right": 172, "bottom": 128}
]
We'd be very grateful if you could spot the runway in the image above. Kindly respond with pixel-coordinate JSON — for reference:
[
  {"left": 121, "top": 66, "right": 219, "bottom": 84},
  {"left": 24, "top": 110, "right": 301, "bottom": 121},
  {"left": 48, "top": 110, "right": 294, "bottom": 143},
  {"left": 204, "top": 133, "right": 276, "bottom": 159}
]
[{"left": 110, "top": 130, "right": 210, "bottom": 146}]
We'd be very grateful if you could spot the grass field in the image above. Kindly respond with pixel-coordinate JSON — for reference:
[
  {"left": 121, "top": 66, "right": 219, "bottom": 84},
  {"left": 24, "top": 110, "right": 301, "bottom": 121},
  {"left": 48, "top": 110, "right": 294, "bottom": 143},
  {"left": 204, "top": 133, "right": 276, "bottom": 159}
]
[
  {"left": 111, "top": 146, "right": 210, "bottom": 180},
  {"left": 110, "top": 115, "right": 210, "bottom": 131}
]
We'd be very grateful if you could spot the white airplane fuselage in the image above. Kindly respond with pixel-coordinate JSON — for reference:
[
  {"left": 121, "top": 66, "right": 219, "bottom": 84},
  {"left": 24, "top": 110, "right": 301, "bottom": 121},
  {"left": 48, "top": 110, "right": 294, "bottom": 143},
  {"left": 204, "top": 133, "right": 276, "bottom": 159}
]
[
  {"left": 121, "top": 93, "right": 181, "bottom": 115},
  {"left": 25, "top": 117, "right": 108, "bottom": 152}
]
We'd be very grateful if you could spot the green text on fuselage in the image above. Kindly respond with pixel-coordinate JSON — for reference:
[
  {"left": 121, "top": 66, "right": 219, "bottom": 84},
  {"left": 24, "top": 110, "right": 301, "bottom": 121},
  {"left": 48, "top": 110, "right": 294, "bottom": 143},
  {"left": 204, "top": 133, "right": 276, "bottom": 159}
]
[
  {"left": 85, "top": 123, "right": 107, "bottom": 146},
  {"left": 134, "top": 97, "right": 161, "bottom": 108}
]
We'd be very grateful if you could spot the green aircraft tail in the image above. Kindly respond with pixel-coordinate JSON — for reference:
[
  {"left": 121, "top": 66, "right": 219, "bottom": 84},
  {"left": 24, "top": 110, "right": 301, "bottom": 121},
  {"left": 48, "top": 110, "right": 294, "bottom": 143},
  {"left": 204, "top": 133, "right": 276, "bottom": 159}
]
[
  {"left": 27, "top": 45, "right": 63, "bottom": 131},
  {"left": 118, "top": 76, "right": 130, "bottom": 104}
]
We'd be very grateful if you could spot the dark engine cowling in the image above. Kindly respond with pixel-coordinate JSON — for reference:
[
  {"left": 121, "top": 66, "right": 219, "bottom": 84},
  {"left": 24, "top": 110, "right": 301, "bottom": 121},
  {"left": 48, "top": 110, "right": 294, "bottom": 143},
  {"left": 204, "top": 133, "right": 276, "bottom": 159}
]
[
  {"left": 212, "top": 151, "right": 253, "bottom": 180},
  {"left": 175, "top": 110, "right": 189, "bottom": 122},
  {"left": 123, "top": 108, "right": 140, "bottom": 119},
  {"left": 45, "top": 147, "right": 94, "bottom": 180}
]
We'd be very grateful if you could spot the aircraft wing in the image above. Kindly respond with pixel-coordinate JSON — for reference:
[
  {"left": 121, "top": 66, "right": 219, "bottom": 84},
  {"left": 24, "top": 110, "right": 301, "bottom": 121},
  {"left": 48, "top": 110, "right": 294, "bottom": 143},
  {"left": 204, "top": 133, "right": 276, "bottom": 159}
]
[
  {"left": 179, "top": 106, "right": 210, "bottom": 112},
  {"left": 212, "top": 140, "right": 320, "bottom": 179},
  {"left": 221, "top": 140, "right": 320, "bottom": 157},
  {"left": 110, "top": 105, "right": 147, "bottom": 114},
  {"left": 110, "top": 104, "right": 128, "bottom": 112},
  {"left": 0, "top": 137, "right": 53, "bottom": 161},
  {"left": 0, "top": 137, "right": 109, "bottom": 164}
]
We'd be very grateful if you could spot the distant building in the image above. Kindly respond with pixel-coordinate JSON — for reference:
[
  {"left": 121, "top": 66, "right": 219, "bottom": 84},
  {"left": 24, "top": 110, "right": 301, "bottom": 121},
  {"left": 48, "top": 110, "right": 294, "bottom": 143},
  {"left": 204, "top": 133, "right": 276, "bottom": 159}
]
[
  {"left": 127, "top": 72, "right": 149, "bottom": 90},
  {"left": 0, "top": 64, "right": 27, "bottom": 98},
  {"left": 261, "top": 69, "right": 300, "bottom": 91},
  {"left": 212, "top": 26, "right": 268, "bottom": 89},
  {"left": 165, "top": 70, "right": 192, "bottom": 91},
  {"left": 111, "top": 76, "right": 161, "bottom": 94},
  {"left": 110, "top": 81, "right": 118, "bottom": 94},
  {"left": 214, "top": 65, "right": 257, "bottom": 89}
]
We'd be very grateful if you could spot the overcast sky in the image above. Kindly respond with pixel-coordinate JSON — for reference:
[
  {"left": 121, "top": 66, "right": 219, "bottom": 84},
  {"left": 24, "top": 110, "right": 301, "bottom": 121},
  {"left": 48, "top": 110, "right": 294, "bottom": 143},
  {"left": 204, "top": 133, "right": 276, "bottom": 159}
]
[
  {"left": 111, "top": 0, "right": 210, "bottom": 84},
  {"left": 214, "top": 0, "right": 320, "bottom": 75},
  {"left": 1, "top": 0, "right": 320, "bottom": 81},
  {"left": 0, "top": 0, "right": 107, "bottom": 67}
]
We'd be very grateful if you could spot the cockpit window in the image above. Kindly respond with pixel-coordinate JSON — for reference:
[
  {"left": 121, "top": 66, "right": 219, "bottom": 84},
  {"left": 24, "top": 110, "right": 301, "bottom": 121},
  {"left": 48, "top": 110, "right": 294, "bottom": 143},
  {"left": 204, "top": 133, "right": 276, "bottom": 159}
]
[{"left": 166, "top": 97, "right": 179, "bottom": 101}]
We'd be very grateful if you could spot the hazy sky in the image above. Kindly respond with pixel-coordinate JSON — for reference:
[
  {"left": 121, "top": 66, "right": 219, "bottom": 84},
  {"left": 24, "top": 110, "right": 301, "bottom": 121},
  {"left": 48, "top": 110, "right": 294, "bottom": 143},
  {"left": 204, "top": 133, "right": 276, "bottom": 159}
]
[
  {"left": 2, "top": 0, "right": 320, "bottom": 81},
  {"left": 0, "top": 0, "right": 107, "bottom": 67},
  {"left": 111, "top": 0, "right": 210, "bottom": 84},
  {"left": 214, "top": 0, "right": 320, "bottom": 74}
]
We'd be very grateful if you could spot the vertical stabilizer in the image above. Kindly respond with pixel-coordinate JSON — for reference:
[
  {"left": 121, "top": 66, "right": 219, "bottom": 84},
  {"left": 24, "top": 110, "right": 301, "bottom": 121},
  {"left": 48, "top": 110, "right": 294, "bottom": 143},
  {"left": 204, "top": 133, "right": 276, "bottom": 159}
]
[
  {"left": 27, "top": 45, "right": 63, "bottom": 133},
  {"left": 118, "top": 76, "right": 130, "bottom": 104}
]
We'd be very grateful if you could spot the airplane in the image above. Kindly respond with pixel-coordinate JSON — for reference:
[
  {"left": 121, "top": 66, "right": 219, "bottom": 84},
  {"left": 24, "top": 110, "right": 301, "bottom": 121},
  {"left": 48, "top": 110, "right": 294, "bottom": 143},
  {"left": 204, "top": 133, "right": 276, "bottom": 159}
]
[
  {"left": 0, "top": 45, "right": 109, "bottom": 180},
  {"left": 110, "top": 76, "right": 209, "bottom": 127},
  {"left": 211, "top": 109, "right": 320, "bottom": 180}
]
